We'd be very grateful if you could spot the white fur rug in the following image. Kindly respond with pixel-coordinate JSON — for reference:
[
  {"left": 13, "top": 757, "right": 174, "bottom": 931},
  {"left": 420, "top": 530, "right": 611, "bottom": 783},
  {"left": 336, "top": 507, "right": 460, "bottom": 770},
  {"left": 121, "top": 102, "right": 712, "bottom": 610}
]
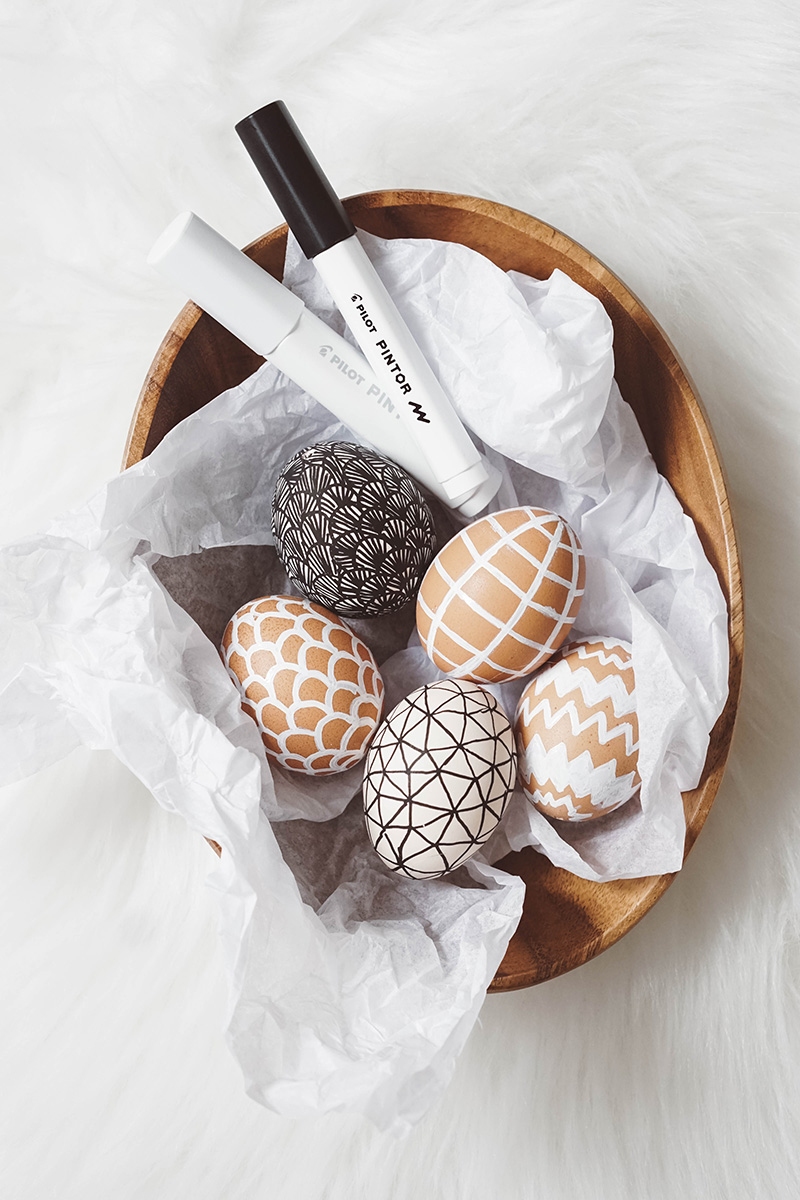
[{"left": 2, "top": 1, "right": 799, "bottom": 1196}]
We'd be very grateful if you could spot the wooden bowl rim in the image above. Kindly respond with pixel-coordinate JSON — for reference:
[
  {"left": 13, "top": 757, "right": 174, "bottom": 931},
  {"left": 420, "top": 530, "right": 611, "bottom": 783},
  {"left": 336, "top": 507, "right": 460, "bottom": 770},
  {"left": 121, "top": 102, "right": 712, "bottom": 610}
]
[{"left": 127, "top": 189, "right": 744, "bottom": 991}]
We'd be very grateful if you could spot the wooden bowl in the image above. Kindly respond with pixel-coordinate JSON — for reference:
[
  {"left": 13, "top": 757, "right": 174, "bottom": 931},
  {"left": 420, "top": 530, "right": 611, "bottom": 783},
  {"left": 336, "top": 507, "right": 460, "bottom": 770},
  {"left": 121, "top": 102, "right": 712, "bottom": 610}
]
[{"left": 126, "top": 190, "right": 743, "bottom": 991}]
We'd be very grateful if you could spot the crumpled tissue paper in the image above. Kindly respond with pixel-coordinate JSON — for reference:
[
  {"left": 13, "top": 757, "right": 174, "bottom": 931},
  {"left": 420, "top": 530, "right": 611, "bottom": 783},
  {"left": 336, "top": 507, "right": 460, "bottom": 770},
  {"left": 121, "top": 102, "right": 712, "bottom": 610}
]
[{"left": 0, "top": 228, "right": 729, "bottom": 1131}]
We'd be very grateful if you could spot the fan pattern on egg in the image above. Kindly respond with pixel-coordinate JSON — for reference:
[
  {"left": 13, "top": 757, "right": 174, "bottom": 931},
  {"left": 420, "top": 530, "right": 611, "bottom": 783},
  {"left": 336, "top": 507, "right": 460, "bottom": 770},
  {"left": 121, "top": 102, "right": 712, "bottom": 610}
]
[
  {"left": 363, "top": 679, "right": 516, "bottom": 879},
  {"left": 515, "top": 638, "right": 640, "bottom": 821},
  {"left": 272, "top": 441, "right": 436, "bottom": 618},
  {"left": 417, "top": 507, "right": 585, "bottom": 683},
  {"left": 221, "top": 596, "right": 384, "bottom": 775}
]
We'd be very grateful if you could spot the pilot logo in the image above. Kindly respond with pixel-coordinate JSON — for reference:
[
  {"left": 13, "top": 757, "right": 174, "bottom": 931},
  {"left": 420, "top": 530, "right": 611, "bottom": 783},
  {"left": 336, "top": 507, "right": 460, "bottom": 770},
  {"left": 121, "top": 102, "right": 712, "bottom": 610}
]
[{"left": 351, "top": 293, "right": 378, "bottom": 334}]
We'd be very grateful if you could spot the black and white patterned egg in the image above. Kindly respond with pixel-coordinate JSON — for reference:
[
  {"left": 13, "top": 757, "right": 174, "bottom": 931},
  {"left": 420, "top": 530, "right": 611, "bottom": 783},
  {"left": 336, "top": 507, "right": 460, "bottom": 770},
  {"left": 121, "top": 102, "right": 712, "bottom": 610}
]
[
  {"left": 362, "top": 679, "right": 517, "bottom": 879},
  {"left": 272, "top": 441, "right": 437, "bottom": 618}
]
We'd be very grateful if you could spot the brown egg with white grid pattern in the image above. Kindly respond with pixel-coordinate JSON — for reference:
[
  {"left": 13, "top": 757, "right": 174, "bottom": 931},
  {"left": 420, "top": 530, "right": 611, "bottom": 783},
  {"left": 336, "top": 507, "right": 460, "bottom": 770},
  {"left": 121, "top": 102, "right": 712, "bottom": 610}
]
[
  {"left": 221, "top": 595, "right": 384, "bottom": 775},
  {"left": 416, "top": 507, "right": 585, "bottom": 685}
]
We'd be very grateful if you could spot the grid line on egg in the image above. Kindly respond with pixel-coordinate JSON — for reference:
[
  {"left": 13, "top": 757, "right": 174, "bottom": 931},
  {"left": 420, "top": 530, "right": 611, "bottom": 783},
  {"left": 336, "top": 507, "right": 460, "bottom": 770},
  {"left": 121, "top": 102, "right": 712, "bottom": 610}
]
[
  {"left": 417, "top": 507, "right": 585, "bottom": 683},
  {"left": 363, "top": 679, "right": 516, "bottom": 879}
]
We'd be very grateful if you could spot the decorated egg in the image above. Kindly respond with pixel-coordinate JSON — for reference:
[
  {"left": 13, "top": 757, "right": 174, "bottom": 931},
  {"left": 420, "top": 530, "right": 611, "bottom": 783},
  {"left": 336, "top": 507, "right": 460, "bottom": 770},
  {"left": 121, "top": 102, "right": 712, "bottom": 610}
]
[
  {"left": 272, "top": 441, "right": 437, "bottom": 618},
  {"left": 416, "top": 506, "right": 585, "bottom": 684},
  {"left": 515, "top": 638, "right": 640, "bottom": 821},
  {"left": 362, "top": 679, "right": 516, "bottom": 879},
  {"left": 221, "top": 595, "right": 384, "bottom": 775}
]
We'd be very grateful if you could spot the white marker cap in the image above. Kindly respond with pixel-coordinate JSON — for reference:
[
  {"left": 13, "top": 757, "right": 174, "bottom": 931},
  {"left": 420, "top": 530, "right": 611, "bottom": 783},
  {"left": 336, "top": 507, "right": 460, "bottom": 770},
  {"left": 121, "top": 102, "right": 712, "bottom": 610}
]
[
  {"left": 455, "top": 462, "right": 503, "bottom": 517},
  {"left": 147, "top": 212, "right": 303, "bottom": 357}
]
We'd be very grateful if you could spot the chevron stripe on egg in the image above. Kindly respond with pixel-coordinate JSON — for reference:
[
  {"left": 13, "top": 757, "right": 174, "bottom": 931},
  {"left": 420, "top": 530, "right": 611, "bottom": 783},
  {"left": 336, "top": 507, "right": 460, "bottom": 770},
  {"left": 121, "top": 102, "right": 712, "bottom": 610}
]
[{"left": 515, "top": 638, "right": 641, "bottom": 822}]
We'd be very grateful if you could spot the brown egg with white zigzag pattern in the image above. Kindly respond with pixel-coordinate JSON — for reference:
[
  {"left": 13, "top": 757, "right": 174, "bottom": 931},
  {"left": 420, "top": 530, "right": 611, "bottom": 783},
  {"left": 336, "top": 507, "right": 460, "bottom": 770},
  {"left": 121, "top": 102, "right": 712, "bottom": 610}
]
[
  {"left": 515, "top": 638, "right": 640, "bottom": 821},
  {"left": 221, "top": 595, "right": 384, "bottom": 775},
  {"left": 416, "top": 507, "right": 585, "bottom": 685}
]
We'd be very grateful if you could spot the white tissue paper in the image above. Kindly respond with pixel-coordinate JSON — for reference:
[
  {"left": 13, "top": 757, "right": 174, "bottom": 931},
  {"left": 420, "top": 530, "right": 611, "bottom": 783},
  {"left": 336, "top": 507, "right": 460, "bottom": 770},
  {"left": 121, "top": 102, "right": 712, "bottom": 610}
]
[{"left": 0, "top": 229, "right": 729, "bottom": 1131}]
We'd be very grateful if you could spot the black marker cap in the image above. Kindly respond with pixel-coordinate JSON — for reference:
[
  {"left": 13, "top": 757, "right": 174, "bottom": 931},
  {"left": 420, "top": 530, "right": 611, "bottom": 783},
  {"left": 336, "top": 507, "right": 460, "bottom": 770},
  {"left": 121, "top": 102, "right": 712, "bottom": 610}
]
[{"left": 235, "top": 100, "right": 356, "bottom": 260}]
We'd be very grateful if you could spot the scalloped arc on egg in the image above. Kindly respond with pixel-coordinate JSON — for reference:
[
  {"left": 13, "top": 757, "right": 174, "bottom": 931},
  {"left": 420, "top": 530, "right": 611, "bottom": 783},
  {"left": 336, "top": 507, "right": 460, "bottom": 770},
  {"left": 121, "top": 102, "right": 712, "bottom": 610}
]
[
  {"left": 362, "top": 678, "right": 517, "bottom": 879},
  {"left": 416, "top": 506, "right": 585, "bottom": 685},
  {"left": 221, "top": 595, "right": 384, "bottom": 775},
  {"left": 514, "top": 637, "right": 641, "bottom": 821}
]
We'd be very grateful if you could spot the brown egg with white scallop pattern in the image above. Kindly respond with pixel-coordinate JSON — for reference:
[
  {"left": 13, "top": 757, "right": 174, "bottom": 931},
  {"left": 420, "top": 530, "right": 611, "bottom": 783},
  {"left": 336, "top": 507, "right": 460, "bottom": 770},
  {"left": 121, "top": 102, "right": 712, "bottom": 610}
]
[
  {"left": 221, "top": 594, "right": 384, "bottom": 775},
  {"left": 416, "top": 506, "right": 585, "bottom": 685},
  {"left": 515, "top": 637, "right": 640, "bottom": 821}
]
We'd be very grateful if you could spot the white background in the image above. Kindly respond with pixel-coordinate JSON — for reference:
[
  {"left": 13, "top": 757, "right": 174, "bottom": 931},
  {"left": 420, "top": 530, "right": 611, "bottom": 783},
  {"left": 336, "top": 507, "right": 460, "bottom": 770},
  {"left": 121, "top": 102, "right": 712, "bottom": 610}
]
[{"left": 1, "top": 1, "right": 799, "bottom": 1196}]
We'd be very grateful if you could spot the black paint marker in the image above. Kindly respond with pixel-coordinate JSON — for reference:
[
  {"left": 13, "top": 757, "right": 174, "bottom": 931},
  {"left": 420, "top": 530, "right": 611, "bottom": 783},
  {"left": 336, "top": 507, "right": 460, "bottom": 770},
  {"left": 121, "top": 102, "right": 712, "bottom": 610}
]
[{"left": 236, "top": 100, "right": 500, "bottom": 514}]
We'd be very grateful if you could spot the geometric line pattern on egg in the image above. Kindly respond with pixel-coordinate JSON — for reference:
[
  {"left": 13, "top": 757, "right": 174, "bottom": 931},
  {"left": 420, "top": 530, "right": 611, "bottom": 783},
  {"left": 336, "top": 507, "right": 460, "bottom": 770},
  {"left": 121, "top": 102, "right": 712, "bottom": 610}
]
[
  {"left": 416, "top": 507, "right": 585, "bottom": 684},
  {"left": 272, "top": 441, "right": 437, "bottom": 618},
  {"left": 515, "top": 637, "right": 640, "bottom": 821},
  {"left": 362, "top": 678, "right": 517, "bottom": 879},
  {"left": 221, "top": 595, "right": 384, "bottom": 776}
]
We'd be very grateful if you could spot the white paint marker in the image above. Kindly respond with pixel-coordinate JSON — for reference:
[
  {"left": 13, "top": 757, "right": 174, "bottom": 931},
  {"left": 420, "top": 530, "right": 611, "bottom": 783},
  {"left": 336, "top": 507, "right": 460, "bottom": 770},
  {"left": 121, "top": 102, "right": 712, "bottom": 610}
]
[
  {"left": 147, "top": 212, "right": 496, "bottom": 515},
  {"left": 235, "top": 100, "right": 501, "bottom": 514}
]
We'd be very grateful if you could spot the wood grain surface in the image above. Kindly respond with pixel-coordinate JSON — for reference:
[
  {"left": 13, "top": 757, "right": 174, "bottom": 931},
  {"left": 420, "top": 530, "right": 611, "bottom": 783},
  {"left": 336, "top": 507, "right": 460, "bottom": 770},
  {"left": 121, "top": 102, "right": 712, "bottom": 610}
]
[{"left": 125, "top": 190, "right": 744, "bottom": 991}]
